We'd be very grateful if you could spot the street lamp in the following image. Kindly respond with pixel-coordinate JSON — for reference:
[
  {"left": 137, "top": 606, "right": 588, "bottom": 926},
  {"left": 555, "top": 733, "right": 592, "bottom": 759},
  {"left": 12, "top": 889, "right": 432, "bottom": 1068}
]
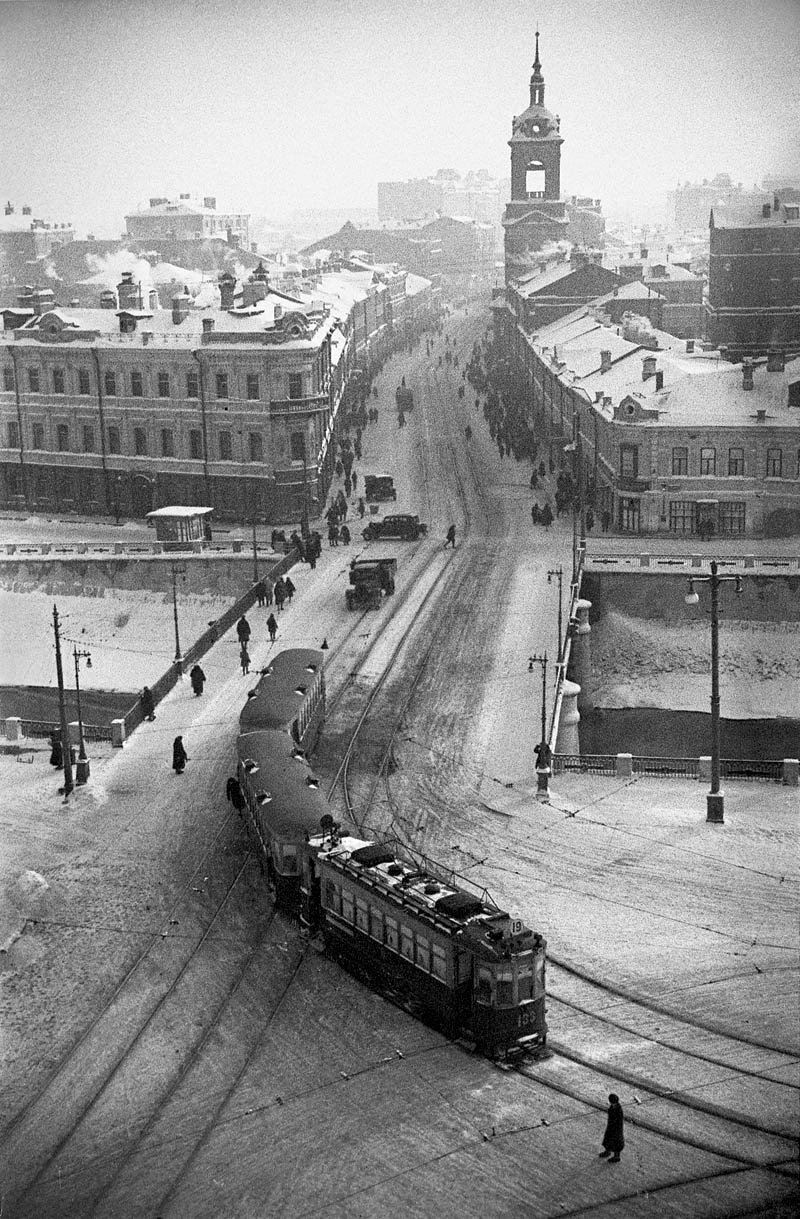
[
  {"left": 684, "top": 560, "right": 742, "bottom": 823},
  {"left": 547, "top": 566, "right": 564, "bottom": 662},
  {"left": 171, "top": 562, "right": 186, "bottom": 670},
  {"left": 72, "top": 645, "right": 92, "bottom": 784},
  {"left": 528, "top": 652, "right": 551, "bottom": 793}
]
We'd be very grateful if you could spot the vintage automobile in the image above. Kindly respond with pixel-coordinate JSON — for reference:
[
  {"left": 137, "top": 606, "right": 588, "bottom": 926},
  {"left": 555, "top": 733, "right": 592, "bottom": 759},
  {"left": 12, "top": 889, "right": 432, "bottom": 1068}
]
[
  {"left": 362, "top": 514, "right": 428, "bottom": 542},
  {"left": 364, "top": 474, "right": 397, "bottom": 502},
  {"left": 345, "top": 557, "right": 397, "bottom": 610}
]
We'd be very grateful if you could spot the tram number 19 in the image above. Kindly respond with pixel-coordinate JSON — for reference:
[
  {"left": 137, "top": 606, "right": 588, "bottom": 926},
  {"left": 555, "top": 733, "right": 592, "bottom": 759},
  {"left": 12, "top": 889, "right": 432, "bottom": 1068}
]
[{"left": 511, "top": 919, "right": 523, "bottom": 935}]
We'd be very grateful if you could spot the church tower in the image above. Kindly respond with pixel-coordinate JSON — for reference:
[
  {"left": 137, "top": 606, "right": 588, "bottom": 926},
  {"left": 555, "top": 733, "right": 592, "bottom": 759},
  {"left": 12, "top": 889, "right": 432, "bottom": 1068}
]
[{"left": 503, "top": 33, "right": 568, "bottom": 282}]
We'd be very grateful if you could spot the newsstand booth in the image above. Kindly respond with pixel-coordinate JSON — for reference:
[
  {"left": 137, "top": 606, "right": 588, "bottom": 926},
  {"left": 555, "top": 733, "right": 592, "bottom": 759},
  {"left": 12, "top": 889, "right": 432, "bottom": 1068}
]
[{"left": 146, "top": 506, "right": 213, "bottom": 550}]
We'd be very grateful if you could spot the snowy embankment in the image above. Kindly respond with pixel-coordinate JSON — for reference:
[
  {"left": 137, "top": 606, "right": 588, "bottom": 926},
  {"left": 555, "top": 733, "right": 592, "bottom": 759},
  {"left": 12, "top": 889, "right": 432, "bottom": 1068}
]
[{"left": 590, "top": 609, "right": 800, "bottom": 718}]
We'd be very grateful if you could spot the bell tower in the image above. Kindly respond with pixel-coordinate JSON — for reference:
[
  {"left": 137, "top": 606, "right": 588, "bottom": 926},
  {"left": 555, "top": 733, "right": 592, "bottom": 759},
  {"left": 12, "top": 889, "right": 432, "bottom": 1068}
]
[{"left": 503, "top": 32, "right": 567, "bottom": 281}]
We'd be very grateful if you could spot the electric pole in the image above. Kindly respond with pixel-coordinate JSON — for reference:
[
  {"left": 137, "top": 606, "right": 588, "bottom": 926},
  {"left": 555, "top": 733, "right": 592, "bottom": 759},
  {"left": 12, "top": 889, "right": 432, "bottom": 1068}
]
[{"left": 52, "top": 604, "right": 74, "bottom": 798}]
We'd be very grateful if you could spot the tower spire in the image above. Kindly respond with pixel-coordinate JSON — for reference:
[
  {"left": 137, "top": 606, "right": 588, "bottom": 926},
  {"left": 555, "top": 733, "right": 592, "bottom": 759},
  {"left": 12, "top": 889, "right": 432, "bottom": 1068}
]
[{"left": 530, "top": 29, "right": 545, "bottom": 106}]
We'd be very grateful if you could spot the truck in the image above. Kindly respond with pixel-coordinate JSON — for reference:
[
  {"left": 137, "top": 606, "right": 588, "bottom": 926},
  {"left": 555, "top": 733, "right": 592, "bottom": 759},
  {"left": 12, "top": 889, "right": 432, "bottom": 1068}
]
[
  {"left": 364, "top": 474, "right": 397, "bottom": 502},
  {"left": 346, "top": 557, "right": 398, "bottom": 610},
  {"left": 362, "top": 514, "right": 428, "bottom": 542}
]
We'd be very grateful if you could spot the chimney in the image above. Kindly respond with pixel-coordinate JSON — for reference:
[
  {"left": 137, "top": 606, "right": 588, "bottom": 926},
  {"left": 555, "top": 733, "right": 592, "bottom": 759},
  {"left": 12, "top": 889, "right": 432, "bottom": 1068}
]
[
  {"left": 686, "top": 339, "right": 695, "bottom": 353},
  {"left": 117, "top": 271, "right": 142, "bottom": 311},
  {"left": 600, "top": 349, "right": 612, "bottom": 373},
  {"left": 766, "top": 349, "right": 785, "bottom": 372},
  {"left": 218, "top": 271, "right": 236, "bottom": 309},
  {"left": 202, "top": 317, "right": 215, "bottom": 334},
  {"left": 742, "top": 358, "right": 754, "bottom": 390},
  {"left": 22, "top": 205, "right": 31, "bottom": 215},
  {"left": 756, "top": 408, "right": 766, "bottom": 422},
  {"left": 639, "top": 246, "right": 648, "bottom": 259},
  {"left": 172, "top": 289, "right": 191, "bottom": 325},
  {"left": 4, "top": 202, "right": 13, "bottom": 215},
  {"left": 762, "top": 202, "right": 771, "bottom": 218},
  {"left": 655, "top": 370, "right": 664, "bottom": 390},
  {"left": 100, "top": 289, "right": 117, "bottom": 309},
  {"left": 642, "top": 355, "right": 657, "bottom": 381},
  {"left": 203, "top": 196, "right": 216, "bottom": 210},
  {"left": 30, "top": 288, "right": 53, "bottom": 316}
]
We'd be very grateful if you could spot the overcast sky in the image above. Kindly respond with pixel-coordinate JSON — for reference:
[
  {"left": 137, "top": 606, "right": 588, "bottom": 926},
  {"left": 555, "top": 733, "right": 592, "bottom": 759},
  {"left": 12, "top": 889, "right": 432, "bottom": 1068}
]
[{"left": 1, "top": 0, "right": 798, "bottom": 235}]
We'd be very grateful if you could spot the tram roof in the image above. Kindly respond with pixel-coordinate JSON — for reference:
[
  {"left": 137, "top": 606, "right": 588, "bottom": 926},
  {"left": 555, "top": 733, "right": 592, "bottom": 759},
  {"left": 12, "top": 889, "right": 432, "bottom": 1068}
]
[{"left": 238, "top": 749, "right": 328, "bottom": 840}]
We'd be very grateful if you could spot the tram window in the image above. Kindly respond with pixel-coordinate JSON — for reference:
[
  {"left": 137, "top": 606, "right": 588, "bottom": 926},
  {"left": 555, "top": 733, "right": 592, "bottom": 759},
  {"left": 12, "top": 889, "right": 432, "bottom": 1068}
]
[
  {"left": 496, "top": 968, "right": 514, "bottom": 1007},
  {"left": 534, "top": 956, "right": 545, "bottom": 997},
  {"left": 324, "top": 879, "right": 338, "bottom": 911},
  {"left": 342, "top": 890, "right": 354, "bottom": 923},
  {"left": 415, "top": 936, "right": 430, "bottom": 972},
  {"left": 283, "top": 846, "right": 297, "bottom": 874},
  {"left": 355, "top": 899, "right": 368, "bottom": 932},
  {"left": 385, "top": 917, "right": 398, "bottom": 951},
  {"left": 432, "top": 945, "right": 447, "bottom": 981},
  {"left": 400, "top": 925, "right": 414, "bottom": 960},
  {"left": 476, "top": 967, "right": 492, "bottom": 1003},
  {"left": 518, "top": 966, "right": 533, "bottom": 1001},
  {"left": 369, "top": 908, "right": 383, "bottom": 941}
]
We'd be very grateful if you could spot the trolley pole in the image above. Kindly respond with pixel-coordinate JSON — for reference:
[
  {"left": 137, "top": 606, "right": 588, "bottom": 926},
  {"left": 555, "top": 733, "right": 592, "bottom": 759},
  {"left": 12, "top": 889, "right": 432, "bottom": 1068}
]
[
  {"left": 52, "top": 604, "right": 74, "bottom": 799},
  {"left": 72, "top": 645, "right": 92, "bottom": 784}
]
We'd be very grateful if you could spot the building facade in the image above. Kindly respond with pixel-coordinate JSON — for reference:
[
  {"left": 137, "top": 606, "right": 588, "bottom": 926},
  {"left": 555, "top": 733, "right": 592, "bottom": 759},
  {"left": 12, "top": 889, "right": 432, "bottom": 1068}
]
[
  {"left": 125, "top": 196, "right": 250, "bottom": 248},
  {"left": 0, "top": 261, "right": 434, "bottom": 523}
]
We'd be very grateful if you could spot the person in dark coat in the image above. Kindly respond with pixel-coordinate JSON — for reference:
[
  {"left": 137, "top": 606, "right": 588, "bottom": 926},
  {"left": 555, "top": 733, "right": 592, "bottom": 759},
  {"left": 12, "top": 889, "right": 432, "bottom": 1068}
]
[
  {"left": 255, "top": 580, "right": 267, "bottom": 607},
  {"left": 172, "top": 736, "right": 188, "bottom": 774},
  {"left": 236, "top": 616, "right": 251, "bottom": 645},
  {"left": 49, "top": 730, "right": 64, "bottom": 768},
  {"left": 274, "top": 577, "right": 286, "bottom": 610},
  {"left": 140, "top": 686, "right": 156, "bottom": 721},
  {"left": 226, "top": 776, "right": 245, "bottom": 812},
  {"left": 357, "top": 497, "right": 366, "bottom": 518},
  {"left": 284, "top": 576, "right": 296, "bottom": 604},
  {"left": 445, "top": 524, "right": 456, "bottom": 549},
  {"left": 190, "top": 664, "right": 206, "bottom": 697},
  {"left": 267, "top": 612, "right": 278, "bottom": 643},
  {"left": 339, "top": 524, "right": 351, "bottom": 545},
  {"left": 531, "top": 503, "right": 540, "bottom": 525},
  {"left": 540, "top": 503, "right": 553, "bottom": 529},
  {"left": 599, "top": 1094, "right": 624, "bottom": 1162},
  {"left": 240, "top": 642, "right": 251, "bottom": 675}
]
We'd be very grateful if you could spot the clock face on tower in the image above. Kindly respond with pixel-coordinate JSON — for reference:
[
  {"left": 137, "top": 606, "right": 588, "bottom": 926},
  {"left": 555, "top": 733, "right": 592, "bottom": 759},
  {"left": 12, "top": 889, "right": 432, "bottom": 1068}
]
[{"left": 513, "top": 114, "right": 550, "bottom": 138}]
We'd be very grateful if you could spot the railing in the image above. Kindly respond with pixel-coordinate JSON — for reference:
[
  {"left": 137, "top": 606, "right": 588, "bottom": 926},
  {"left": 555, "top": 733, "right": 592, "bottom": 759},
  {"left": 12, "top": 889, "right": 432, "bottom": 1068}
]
[
  {"left": 551, "top": 752, "right": 788, "bottom": 783},
  {"left": 720, "top": 758, "right": 783, "bottom": 782},
  {"left": 18, "top": 719, "right": 113, "bottom": 743},
  {"left": 585, "top": 552, "right": 800, "bottom": 572},
  {"left": 552, "top": 753, "right": 616, "bottom": 775},
  {"left": 633, "top": 755, "right": 699, "bottom": 777}
]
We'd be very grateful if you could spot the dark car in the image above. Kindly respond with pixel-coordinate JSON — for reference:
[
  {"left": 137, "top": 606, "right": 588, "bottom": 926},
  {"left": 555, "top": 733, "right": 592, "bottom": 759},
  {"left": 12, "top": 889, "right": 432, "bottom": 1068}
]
[
  {"left": 346, "top": 557, "right": 397, "bottom": 610},
  {"left": 362, "top": 514, "right": 428, "bottom": 542},
  {"left": 364, "top": 474, "right": 397, "bottom": 502}
]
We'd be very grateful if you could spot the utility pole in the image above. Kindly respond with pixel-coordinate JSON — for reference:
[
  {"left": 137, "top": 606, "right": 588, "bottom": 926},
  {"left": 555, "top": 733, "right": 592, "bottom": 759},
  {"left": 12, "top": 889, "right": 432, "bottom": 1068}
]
[
  {"left": 171, "top": 563, "right": 185, "bottom": 670},
  {"left": 52, "top": 604, "right": 74, "bottom": 798},
  {"left": 252, "top": 516, "right": 259, "bottom": 584},
  {"left": 72, "top": 644, "right": 92, "bottom": 784}
]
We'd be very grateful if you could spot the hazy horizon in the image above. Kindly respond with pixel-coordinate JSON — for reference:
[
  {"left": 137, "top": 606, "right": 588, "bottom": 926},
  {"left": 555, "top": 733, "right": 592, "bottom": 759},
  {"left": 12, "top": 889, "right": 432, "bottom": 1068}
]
[{"left": 1, "top": 0, "right": 798, "bottom": 237}]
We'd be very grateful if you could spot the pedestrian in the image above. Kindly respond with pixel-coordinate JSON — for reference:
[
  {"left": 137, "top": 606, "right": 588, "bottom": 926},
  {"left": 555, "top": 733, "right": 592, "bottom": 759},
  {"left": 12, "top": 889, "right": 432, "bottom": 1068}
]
[
  {"left": 236, "top": 616, "right": 251, "bottom": 645},
  {"left": 284, "top": 576, "right": 296, "bottom": 604},
  {"left": 328, "top": 522, "right": 339, "bottom": 547},
  {"left": 140, "top": 686, "right": 156, "bottom": 721},
  {"left": 267, "top": 612, "right": 278, "bottom": 643},
  {"left": 599, "top": 1094, "right": 624, "bottom": 1163},
  {"left": 344, "top": 475, "right": 352, "bottom": 498},
  {"left": 172, "top": 735, "right": 188, "bottom": 775},
  {"left": 226, "top": 776, "right": 245, "bottom": 812},
  {"left": 357, "top": 497, "right": 366, "bottom": 519},
  {"left": 541, "top": 503, "right": 553, "bottom": 529},
  {"left": 351, "top": 469, "right": 358, "bottom": 492},
  {"left": 190, "top": 664, "right": 206, "bottom": 697},
  {"left": 531, "top": 503, "right": 540, "bottom": 525},
  {"left": 340, "top": 523, "right": 351, "bottom": 544},
  {"left": 274, "top": 576, "right": 286, "bottom": 610},
  {"left": 49, "top": 730, "right": 63, "bottom": 768},
  {"left": 240, "top": 642, "right": 251, "bottom": 675},
  {"left": 255, "top": 579, "right": 267, "bottom": 607},
  {"left": 398, "top": 411, "right": 406, "bottom": 428},
  {"left": 264, "top": 578, "right": 274, "bottom": 606},
  {"left": 445, "top": 524, "right": 456, "bottom": 549}
]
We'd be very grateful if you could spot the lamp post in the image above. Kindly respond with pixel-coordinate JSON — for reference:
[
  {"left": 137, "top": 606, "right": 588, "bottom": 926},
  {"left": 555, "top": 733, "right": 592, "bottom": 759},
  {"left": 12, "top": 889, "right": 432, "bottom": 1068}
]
[
  {"left": 251, "top": 515, "right": 259, "bottom": 584},
  {"left": 72, "top": 645, "right": 92, "bottom": 784},
  {"left": 528, "top": 652, "right": 551, "bottom": 792},
  {"left": 684, "top": 560, "right": 742, "bottom": 823},
  {"left": 171, "top": 562, "right": 186, "bottom": 670},
  {"left": 547, "top": 566, "right": 564, "bottom": 662},
  {"left": 52, "top": 604, "right": 74, "bottom": 799}
]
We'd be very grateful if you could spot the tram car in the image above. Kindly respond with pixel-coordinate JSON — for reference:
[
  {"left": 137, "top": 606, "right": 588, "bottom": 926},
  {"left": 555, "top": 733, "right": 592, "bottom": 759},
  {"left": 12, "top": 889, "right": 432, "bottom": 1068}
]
[
  {"left": 237, "top": 729, "right": 330, "bottom": 905},
  {"left": 239, "top": 648, "right": 325, "bottom": 745},
  {"left": 299, "top": 831, "right": 547, "bottom": 1061}
]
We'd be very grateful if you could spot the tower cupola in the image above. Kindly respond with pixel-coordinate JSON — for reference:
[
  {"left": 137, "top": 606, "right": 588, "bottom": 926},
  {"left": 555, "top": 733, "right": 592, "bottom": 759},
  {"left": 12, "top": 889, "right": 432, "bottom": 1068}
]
[{"left": 530, "top": 30, "right": 545, "bottom": 107}]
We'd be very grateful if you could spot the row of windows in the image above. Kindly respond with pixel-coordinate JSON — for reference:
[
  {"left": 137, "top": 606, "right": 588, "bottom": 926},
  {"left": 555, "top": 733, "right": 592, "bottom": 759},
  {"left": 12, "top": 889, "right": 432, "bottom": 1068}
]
[
  {"left": 2, "top": 365, "right": 305, "bottom": 402},
  {"left": 4, "top": 420, "right": 268, "bottom": 462},
  {"left": 668, "top": 501, "right": 747, "bottom": 534},
  {"left": 325, "top": 880, "right": 451, "bottom": 981},
  {"left": 670, "top": 445, "right": 796, "bottom": 478}
]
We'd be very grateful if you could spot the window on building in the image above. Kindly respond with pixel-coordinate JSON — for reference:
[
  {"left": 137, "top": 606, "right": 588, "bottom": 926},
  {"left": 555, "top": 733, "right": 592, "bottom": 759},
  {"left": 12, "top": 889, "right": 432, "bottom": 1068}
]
[
  {"left": 766, "top": 448, "right": 782, "bottom": 477},
  {"left": 104, "top": 369, "right": 117, "bottom": 396},
  {"left": 218, "top": 430, "right": 232, "bottom": 461},
  {"left": 246, "top": 373, "right": 259, "bottom": 400},
  {"left": 32, "top": 422, "right": 44, "bottom": 449},
  {"left": 28, "top": 367, "right": 40, "bottom": 393},
  {"left": 82, "top": 425, "right": 95, "bottom": 453},
  {"left": 161, "top": 428, "right": 174, "bottom": 457},
  {"left": 669, "top": 502, "right": 695, "bottom": 533},
  {"left": 719, "top": 502, "right": 746, "bottom": 534},
  {"left": 620, "top": 444, "right": 639, "bottom": 478},
  {"left": 56, "top": 424, "right": 69, "bottom": 451},
  {"left": 77, "top": 367, "right": 91, "bottom": 395},
  {"left": 525, "top": 161, "right": 546, "bottom": 197},
  {"left": 290, "top": 431, "right": 306, "bottom": 462},
  {"left": 619, "top": 497, "right": 640, "bottom": 532},
  {"left": 728, "top": 447, "right": 745, "bottom": 476},
  {"left": 216, "top": 372, "right": 229, "bottom": 399},
  {"left": 186, "top": 370, "right": 199, "bottom": 399},
  {"left": 700, "top": 446, "right": 716, "bottom": 475},
  {"left": 131, "top": 370, "right": 143, "bottom": 397},
  {"left": 189, "top": 429, "right": 203, "bottom": 460},
  {"left": 671, "top": 446, "right": 688, "bottom": 475},
  {"left": 157, "top": 371, "right": 170, "bottom": 398},
  {"left": 6, "top": 421, "right": 19, "bottom": 447},
  {"left": 3, "top": 366, "right": 15, "bottom": 391},
  {"left": 248, "top": 432, "right": 263, "bottom": 462},
  {"left": 288, "top": 372, "right": 302, "bottom": 400},
  {"left": 133, "top": 427, "right": 147, "bottom": 456},
  {"left": 53, "top": 368, "right": 65, "bottom": 394},
  {"left": 107, "top": 425, "right": 121, "bottom": 454}
]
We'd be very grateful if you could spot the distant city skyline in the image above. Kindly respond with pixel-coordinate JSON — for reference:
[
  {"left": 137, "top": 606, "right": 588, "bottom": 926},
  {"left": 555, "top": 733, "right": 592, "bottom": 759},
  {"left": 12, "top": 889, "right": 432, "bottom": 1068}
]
[{"left": 1, "top": 0, "right": 798, "bottom": 237}]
